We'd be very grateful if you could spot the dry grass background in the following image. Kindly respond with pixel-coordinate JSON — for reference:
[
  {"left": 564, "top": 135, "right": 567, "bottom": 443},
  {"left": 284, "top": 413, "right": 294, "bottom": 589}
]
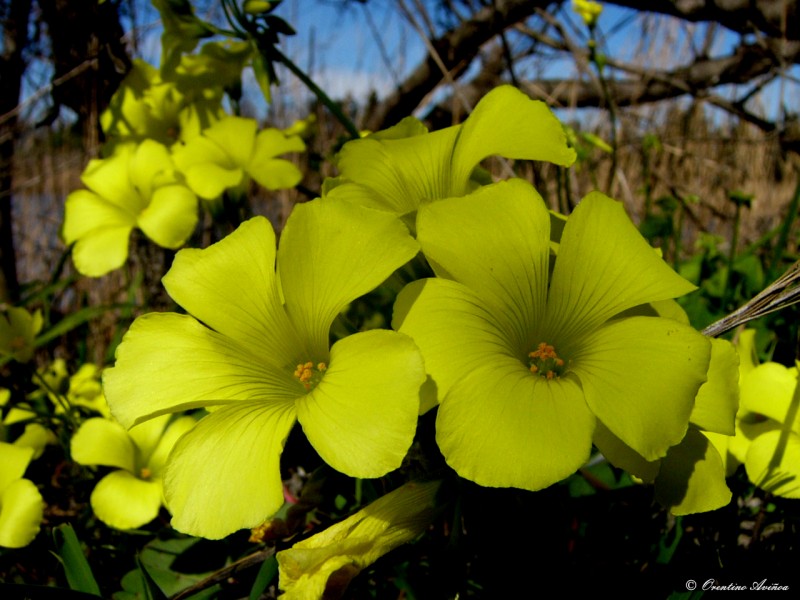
[
  {"left": 10, "top": 99, "right": 797, "bottom": 364},
  {"left": 8, "top": 4, "right": 799, "bottom": 363}
]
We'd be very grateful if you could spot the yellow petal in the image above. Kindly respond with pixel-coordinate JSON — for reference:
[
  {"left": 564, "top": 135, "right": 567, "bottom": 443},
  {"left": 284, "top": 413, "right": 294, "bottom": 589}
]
[{"left": 163, "top": 402, "right": 297, "bottom": 539}]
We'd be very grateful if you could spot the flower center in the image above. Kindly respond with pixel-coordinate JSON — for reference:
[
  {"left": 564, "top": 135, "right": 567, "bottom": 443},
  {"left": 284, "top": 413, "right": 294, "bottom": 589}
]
[
  {"left": 293, "top": 361, "right": 327, "bottom": 390},
  {"left": 139, "top": 467, "right": 152, "bottom": 480},
  {"left": 528, "top": 342, "right": 566, "bottom": 380}
]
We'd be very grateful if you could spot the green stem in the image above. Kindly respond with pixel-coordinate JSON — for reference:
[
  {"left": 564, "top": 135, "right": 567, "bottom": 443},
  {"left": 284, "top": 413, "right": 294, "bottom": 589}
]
[
  {"left": 588, "top": 30, "right": 618, "bottom": 193},
  {"left": 768, "top": 174, "right": 800, "bottom": 281},
  {"left": 673, "top": 201, "right": 685, "bottom": 270},
  {"left": 272, "top": 47, "right": 360, "bottom": 139},
  {"left": 560, "top": 166, "right": 574, "bottom": 214},
  {"left": 722, "top": 201, "right": 742, "bottom": 311},
  {"left": 31, "top": 369, "right": 78, "bottom": 431},
  {"left": 642, "top": 147, "right": 653, "bottom": 220},
  {"left": 219, "top": 0, "right": 249, "bottom": 38}
]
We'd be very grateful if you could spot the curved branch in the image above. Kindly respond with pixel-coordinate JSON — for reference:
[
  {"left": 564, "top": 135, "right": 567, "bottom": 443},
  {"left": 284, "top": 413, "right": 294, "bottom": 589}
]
[
  {"left": 364, "top": 0, "right": 550, "bottom": 130},
  {"left": 364, "top": 0, "right": 798, "bottom": 132},
  {"left": 528, "top": 41, "right": 798, "bottom": 107},
  {"left": 425, "top": 39, "right": 799, "bottom": 152},
  {"left": 605, "top": 0, "right": 799, "bottom": 41}
]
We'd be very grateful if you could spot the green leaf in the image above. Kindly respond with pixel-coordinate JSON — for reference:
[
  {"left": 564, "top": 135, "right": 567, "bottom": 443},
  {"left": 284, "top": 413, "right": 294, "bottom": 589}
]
[
  {"left": 135, "top": 554, "right": 169, "bottom": 600},
  {"left": 34, "top": 304, "right": 131, "bottom": 349},
  {"left": 656, "top": 516, "right": 683, "bottom": 564},
  {"left": 152, "top": 0, "right": 214, "bottom": 75},
  {"left": 728, "top": 189, "right": 754, "bottom": 207},
  {"left": 264, "top": 15, "right": 296, "bottom": 36},
  {"left": 732, "top": 253, "right": 764, "bottom": 293},
  {"left": 581, "top": 132, "right": 613, "bottom": 153},
  {"left": 566, "top": 460, "right": 634, "bottom": 497},
  {"left": 115, "top": 537, "right": 219, "bottom": 600},
  {"left": 249, "top": 555, "right": 278, "bottom": 600},
  {"left": 52, "top": 524, "right": 101, "bottom": 596},
  {"left": 251, "top": 50, "right": 273, "bottom": 104}
]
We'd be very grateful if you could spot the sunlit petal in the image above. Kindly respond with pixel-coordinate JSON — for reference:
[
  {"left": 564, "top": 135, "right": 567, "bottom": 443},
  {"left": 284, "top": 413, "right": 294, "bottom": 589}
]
[
  {"left": 90, "top": 470, "right": 164, "bottom": 530},
  {"left": 690, "top": 338, "right": 739, "bottom": 435},
  {"left": 331, "top": 126, "right": 461, "bottom": 215},
  {"left": 394, "top": 278, "right": 514, "bottom": 401},
  {"left": 450, "top": 85, "right": 576, "bottom": 191},
  {"left": 163, "top": 401, "right": 297, "bottom": 539},
  {"left": 70, "top": 418, "right": 136, "bottom": 472},
  {"left": 745, "top": 429, "right": 800, "bottom": 498},
  {"left": 297, "top": 330, "right": 424, "bottom": 477},
  {"left": 573, "top": 317, "right": 710, "bottom": 461},
  {"left": 437, "top": 362, "right": 594, "bottom": 489},
  {"left": 0, "top": 478, "right": 43, "bottom": 548},
  {"left": 163, "top": 216, "right": 301, "bottom": 365},
  {"left": 137, "top": 184, "right": 198, "bottom": 249},
  {"left": 103, "top": 312, "right": 299, "bottom": 428},
  {"left": 278, "top": 200, "right": 418, "bottom": 357},
  {"left": 593, "top": 420, "right": 660, "bottom": 482},
  {"left": 546, "top": 192, "right": 697, "bottom": 341},
  {"left": 417, "top": 180, "right": 550, "bottom": 349},
  {"left": 0, "top": 442, "right": 34, "bottom": 493}
]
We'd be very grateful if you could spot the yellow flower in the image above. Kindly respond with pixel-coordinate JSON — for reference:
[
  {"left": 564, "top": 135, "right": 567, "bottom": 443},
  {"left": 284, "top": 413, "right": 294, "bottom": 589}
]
[
  {"left": 71, "top": 415, "right": 196, "bottom": 530},
  {"left": 572, "top": 0, "right": 603, "bottom": 27},
  {"left": 104, "top": 202, "right": 424, "bottom": 539},
  {"left": 63, "top": 140, "right": 199, "bottom": 277},
  {"left": 707, "top": 330, "right": 800, "bottom": 498},
  {"left": 0, "top": 307, "right": 42, "bottom": 364},
  {"left": 0, "top": 442, "right": 44, "bottom": 548},
  {"left": 277, "top": 481, "right": 441, "bottom": 599}
]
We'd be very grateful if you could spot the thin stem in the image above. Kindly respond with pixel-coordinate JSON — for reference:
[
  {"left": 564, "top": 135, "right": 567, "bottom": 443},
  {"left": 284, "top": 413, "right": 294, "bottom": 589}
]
[
  {"left": 218, "top": 0, "right": 248, "bottom": 38},
  {"left": 768, "top": 174, "right": 800, "bottom": 281},
  {"left": 721, "top": 201, "right": 742, "bottom": 311},
  {"left": 642, "top": 145, "right": 653, "bottom": 220},
  {"left": 272, "top": 47, "right": 360, "bottom": 139},
  {"left": 588, "top": 27, "right": 618, "bottom": 193},
  {"left": 30, "top": 369, "right": 77, "bottom": 431},
  {"left": 701, "top": 259, "right": 800, "bottom": 337},
  {"left": 170, "top": 548, "right": 276, "bottom": 600},
  {"left": 672, "top": 200, "right": 685, "bottom": 269}
]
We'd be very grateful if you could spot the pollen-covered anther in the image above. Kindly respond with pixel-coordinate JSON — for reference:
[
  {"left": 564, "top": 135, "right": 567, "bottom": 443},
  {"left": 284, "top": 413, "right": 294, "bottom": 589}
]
[
  {"left": 139, "top": 467, "right": 152, "bottom": 480},
  {"left": 293, "top": 361, "right": 328, "bottom": 390},
  {"left": 528, "top": 342, "right": 567, "bottom": 379}
]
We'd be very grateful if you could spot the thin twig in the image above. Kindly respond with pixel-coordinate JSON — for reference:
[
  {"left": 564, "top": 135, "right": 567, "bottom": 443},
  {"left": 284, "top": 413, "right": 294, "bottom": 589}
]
[
  {"left": 702, "top": 259, "right": 800, "bottom": 338},
  {"left": 169, "top": 547, "right": 276, "bottom": 600},
  {"left": 0, "top": 60, "right": 97, "bottom": 128}
]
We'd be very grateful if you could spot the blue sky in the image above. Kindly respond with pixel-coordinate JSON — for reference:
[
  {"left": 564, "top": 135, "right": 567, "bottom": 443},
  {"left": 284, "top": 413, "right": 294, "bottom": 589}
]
[
  {"left": 265, "top": 1, "right": 797, "bottom": 123},
  {"left": 22, "top": 1, "right": 797, "bottom": 127},
  {"left": 272, "top": 1, "right": 424, "bottom": 100}
]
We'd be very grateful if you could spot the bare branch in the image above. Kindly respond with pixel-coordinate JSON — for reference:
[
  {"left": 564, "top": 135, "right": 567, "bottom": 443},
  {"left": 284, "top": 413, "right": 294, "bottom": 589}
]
[
  {"left": 366, "top": 1, "right": 798, "bottom": 132},
  {"left": 425, "top": 37, "right": 800, "bottom": 153},
  {"left": 364, "top": 0, "right": 549, "bottom": 130},
  {"left": 605, "top": 0, "right": 799, "bottom": 41}
]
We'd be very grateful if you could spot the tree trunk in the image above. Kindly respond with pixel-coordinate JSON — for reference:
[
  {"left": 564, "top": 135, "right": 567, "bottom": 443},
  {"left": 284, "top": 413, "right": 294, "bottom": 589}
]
[
  {"left": 0, "top": 0, "right": 32, "bottom": 303},
  {"left": 37, "top": 0, "right": 131, "bottom": 155}
]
